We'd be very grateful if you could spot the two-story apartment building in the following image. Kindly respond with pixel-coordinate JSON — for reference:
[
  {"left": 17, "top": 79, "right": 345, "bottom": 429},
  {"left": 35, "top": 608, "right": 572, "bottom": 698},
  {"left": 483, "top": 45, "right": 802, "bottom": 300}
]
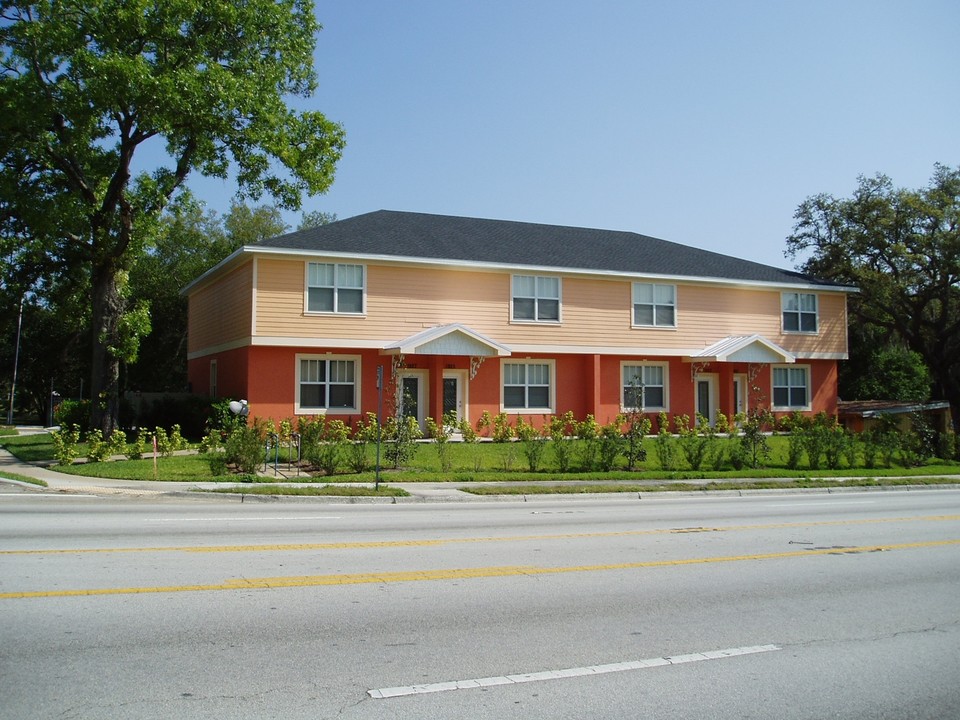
[{"left": 184, "top": 210, "right": 855, "bottom": 431}]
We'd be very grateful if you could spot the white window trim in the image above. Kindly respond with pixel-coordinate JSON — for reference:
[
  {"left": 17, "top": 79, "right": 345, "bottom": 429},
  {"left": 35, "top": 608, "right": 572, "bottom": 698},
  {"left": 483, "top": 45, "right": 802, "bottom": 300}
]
[
  {"left": 620, "top": 361, "right": 670, "bottom": 412},
  {"left": 632, "top": 282, "right": 677, "bottom": 329},
  {"left": 304, "top": 262, "right": 367, "bottom": 315},
  {"left": 501, "top": 359, "right": 556, "bottom": 413},
  {"left": 771, "top": 363, "right": 812, "bottom": 411},
  {"left": 781, "top": 292, "right": 818, "bottom": 334},
  {"left": 295, "top": 353, "right": 362, "bottom": 415},
  {"left": 510, "top": 274, "right": 562, "bottom": 323}
]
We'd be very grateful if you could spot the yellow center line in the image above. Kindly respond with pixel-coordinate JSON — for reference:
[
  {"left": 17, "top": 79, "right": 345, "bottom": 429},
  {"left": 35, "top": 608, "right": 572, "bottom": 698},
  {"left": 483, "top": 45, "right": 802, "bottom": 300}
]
[
  {"left": 3, "top": 514, "right": 959, "bottom": 556},
  {"left": 3, "top": 539, "right": 958, "bottom": 600}
]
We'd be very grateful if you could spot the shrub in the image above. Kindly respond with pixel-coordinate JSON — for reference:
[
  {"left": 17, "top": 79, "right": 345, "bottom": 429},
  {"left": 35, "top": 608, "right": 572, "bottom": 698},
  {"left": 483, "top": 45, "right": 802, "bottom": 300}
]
[
  {"left": 127, "top": 430, "right": 146, "bottom": 460},
  {"left": 475, "top": 410, "right": 492, "bottom": 439},
  {"left": 425, "top": 414, "right": 455, "bottom": 473},
  {"left": 347, "top": 413, "right": 379, "bottom": 474},
  {"left": 225, "top": 424, "right": 266, "bottom": 475},
  {"left": 492, "top": 412, "right": 513, "bottom": 442},
  {"left": 654, "top": 412, "right": 679, "bottom": 471},
  {"left": 54, "top": 400, "right": 90, "bottom": 434},
  {"left": 675, "top": 414, "right": 711, "bottom": 470},
  {"left": 937, "top": 432, "right": 957, "bottom": 462},
  {"left": 597, "top": 417, "right": 625, "bottom": 472},
  {"left": 316, "top": 419, "right": 350, "bottom": 476},
  {"left": 84, "top": 429, "right": 112, "bottom": 462},
  {"left": 576, "top": 415, "right": 601, "bottom": 471},
  {"left": 51, "top": 424, "right": 81, "bottom": 466},
  {"left": 623, "top": 411, "right": 651, "bottom": 471},
  {"left": 458, "top": 418, "right": 482, "bottom": 471},
  {"left": 549, "top": 411, "right": 577, "bottom": 472},
  {"left": 515, "top": 416, "right": 548, "bottom": 472},
  {"left": 738, "top": 408, "right": 773, "bottom": 469},
  {"left": 384, "top": 415, "right": 421, "bottom": 468}
]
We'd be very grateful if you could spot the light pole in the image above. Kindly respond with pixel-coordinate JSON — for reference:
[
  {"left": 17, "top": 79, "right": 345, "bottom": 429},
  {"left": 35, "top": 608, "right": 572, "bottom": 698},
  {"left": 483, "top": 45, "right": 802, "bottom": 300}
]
[{"left": 7, "top": 296, "right": 23, "bottom": 426}]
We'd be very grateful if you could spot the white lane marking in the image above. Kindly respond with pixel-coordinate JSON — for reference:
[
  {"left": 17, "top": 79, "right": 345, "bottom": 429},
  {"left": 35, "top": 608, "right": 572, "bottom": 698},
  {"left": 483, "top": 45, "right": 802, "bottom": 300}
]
[
  {"left": 368, "top": 644, "right": 780, "bottom": 699},
  {"left": 145, "top": 516, "right": 342, "bottom": 522},
  {"left": 766, "top": 501, "right": 876, "bottom": 507}
]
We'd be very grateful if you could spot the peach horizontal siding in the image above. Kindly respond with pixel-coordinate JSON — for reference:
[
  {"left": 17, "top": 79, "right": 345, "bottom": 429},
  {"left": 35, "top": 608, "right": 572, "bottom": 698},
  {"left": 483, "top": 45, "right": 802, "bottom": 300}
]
[
  {"left": 187, "top": 262, "right": 253, "bottom": 354},
  {"left": 251, "top": 258, "right": 848, "bottom": 355}
]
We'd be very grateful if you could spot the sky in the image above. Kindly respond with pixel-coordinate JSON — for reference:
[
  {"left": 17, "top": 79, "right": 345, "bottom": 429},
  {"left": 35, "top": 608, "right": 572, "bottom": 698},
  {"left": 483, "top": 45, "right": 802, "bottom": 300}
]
[{"left": 180, "top": 0, "right": 959, "bottom": 271}]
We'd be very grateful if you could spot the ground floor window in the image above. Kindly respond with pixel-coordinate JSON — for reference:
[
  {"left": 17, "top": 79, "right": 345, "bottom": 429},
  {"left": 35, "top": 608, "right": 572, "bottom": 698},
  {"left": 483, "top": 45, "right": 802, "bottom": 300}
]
[
  {"left": 621, "top": 362, "right": 668, "bottom": 411},
  {"left": 296, "top": 355, "right": 360, "bottom": 413},
  {"left": 503, "top": 361, "right": 553, "bottom": 411},
  {"left": 772, "top": 365, "right": 810, "bottom": 410}
]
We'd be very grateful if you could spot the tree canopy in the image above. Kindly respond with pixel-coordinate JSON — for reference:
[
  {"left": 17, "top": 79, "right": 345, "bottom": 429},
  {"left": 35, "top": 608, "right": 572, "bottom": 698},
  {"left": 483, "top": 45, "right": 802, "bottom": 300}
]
[
  {"left": 786, "top": 164, "right": 960, "bottom": 431},
  {"left": 0, "top": 0, "right": 345, "bottom": 433}
]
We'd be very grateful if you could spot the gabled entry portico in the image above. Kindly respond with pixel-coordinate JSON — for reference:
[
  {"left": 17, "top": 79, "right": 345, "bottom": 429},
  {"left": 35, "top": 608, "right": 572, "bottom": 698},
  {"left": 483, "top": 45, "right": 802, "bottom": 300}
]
[
  {"left": 685, "top": 334, "right": 796, "bottom": 424},
  {"left": 381, "top": 324, "right": 511, "bottom": 429}
]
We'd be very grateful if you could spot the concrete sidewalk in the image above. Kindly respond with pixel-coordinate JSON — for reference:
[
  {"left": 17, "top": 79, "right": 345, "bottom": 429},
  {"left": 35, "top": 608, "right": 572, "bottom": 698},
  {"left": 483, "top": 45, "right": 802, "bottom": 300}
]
[
  {"left": 3, "top": 428, "right": 959, "bottom": 503},
  {"left": 0, "top": 439, "right": 477, "bottom": 502}
]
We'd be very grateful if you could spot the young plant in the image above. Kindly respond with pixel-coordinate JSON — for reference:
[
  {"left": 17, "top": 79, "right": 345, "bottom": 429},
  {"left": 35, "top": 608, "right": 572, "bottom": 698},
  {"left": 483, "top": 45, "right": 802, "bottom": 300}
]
[
  {"left": 597, "top": 416, "right": 626, "bottom": 472},
  {"left": 654, "top": 412, "right": 679, "bottom": 471},
  {"left": 515, "top": 416, "right": 548, "bottom": 472},
  {"left": 548, "top": 411, "right": 577, "bottom": 472}
]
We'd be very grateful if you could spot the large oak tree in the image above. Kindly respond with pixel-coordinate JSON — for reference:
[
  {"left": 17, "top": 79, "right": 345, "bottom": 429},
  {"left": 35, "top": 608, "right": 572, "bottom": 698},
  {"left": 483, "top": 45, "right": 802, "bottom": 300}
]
[
  {"left": 786, "top": 165, "right": 960, "bottom": 432},
  {"left": 0, "top": 0, "right": 344, "bottom": 433}
]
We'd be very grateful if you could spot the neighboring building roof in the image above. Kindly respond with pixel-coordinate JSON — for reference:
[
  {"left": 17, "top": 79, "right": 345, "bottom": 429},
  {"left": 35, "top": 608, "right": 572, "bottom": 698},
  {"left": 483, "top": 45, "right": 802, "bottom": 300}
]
[
  {"left": 837, "top": 399, "right": 950, "bottom": 418},
  {"left": 251, "top": 210, "right": 853, "bottom": 290}
]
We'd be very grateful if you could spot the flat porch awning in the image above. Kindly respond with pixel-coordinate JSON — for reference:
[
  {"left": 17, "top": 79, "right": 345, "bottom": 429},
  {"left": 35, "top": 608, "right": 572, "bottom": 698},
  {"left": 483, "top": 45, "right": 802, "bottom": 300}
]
[
  {"left": 685, "top": 334, "right": 795, "bottom": 364},
  {"left": 381, "top": 323, "right": 512, "bottom": 357}
]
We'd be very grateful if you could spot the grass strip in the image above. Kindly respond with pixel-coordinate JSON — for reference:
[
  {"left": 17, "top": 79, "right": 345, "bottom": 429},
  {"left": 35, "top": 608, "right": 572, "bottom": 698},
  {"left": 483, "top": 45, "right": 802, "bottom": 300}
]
[
  {"left": 202, "top": 484, "right": 409, "bottom": 497},
  {"left": 0, "top": 471, "right": 48, "bottom": 487}
]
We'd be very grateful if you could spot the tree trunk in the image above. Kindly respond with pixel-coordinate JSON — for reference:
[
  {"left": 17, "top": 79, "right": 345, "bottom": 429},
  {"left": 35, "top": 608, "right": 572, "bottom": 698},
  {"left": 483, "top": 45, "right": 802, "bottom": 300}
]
[{"left": 89, "top": 264, "right": 122, "bottom": 437}]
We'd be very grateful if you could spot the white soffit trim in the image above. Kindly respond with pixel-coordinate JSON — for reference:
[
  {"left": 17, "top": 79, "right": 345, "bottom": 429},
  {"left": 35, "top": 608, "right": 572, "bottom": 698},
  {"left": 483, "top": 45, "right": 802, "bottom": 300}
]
[
  {"left": 382, "top": 323, "right": 512, "bottom": 357},
  {"left": 687, "top": 334, "right": 796, "bottom": 364}
]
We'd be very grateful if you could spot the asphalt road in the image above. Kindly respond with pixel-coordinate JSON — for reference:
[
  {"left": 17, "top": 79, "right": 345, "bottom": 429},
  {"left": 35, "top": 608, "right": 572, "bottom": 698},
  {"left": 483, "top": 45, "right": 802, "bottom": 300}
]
[{"left": 2, "top": 489, "right": 959, "bottom": 719}]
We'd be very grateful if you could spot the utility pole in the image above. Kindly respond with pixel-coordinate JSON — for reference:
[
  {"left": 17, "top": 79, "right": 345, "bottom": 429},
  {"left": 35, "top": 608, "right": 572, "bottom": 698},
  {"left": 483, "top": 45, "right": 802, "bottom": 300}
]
[{"left": 7, "top": 296, "right": 23, "bottom": 426}]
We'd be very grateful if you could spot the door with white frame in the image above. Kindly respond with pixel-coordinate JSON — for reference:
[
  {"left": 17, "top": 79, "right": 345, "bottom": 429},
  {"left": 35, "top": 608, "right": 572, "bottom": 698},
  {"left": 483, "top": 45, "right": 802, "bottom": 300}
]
[
  {"left": 695, "top": 374, "right": 719, "bottom": 426},
  {"left": 733, "top": 373, "right": 748, "bottom": 418},
  {"left": 442, "top": 369, "right": 467, "bottom": 429},
  {"left": 397, "top": 370, "right": 428, "bottom": 432}
]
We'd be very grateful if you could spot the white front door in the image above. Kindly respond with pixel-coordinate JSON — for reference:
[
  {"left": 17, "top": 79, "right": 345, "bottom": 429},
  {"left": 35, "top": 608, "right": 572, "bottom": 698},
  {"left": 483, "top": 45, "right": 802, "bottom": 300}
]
[
  {"left": 695, "top": 374, "right": 718, "bottom": 426},
  {"left": 733, "top": 373, "right": 748, "bottom": 417},
  {"left": 397, "top": 370, "right": 428, "bottom": 431},
  {"left": 442, "top": 370, "right": 467, "bottom": 426}
]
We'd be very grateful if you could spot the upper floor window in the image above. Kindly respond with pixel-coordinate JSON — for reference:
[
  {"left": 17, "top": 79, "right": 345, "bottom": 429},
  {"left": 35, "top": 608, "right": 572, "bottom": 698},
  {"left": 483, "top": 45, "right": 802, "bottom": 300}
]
[
  {"left": 772, "top": 365, "right": 810, "bottom": 410},
  {"left": 633, "top": 283, "right": 676, "bottom": 327},
  {"left": 512, "top": 275, "right": 560, "bottom": 322},
  {"left": 503, "top": 361, "right": 553, "bottom": 411},
  {"left": 622, "top": 362, "right": 668, "bottom": 411},
  {"left": 782, "top": 292, "right": 817, "bottom": 333},
  {"left": 307, "top": 263, "right": 364, "bottom": 314},
  {"left": 297, "top": 355, "right": 359, "bottom": 413}
]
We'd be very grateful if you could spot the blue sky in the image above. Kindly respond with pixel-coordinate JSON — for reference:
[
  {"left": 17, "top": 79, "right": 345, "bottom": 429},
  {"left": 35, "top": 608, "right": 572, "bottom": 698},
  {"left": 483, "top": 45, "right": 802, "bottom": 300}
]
[{"left": 182, "top": 0, "right": 958, "bottom": 270}]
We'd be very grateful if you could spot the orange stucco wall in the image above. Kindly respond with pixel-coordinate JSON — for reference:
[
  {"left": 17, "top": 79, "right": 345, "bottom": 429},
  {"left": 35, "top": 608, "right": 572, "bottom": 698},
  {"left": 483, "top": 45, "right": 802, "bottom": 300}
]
[{"left": 187, "top": 346, "right": 839, "bottom": 433}]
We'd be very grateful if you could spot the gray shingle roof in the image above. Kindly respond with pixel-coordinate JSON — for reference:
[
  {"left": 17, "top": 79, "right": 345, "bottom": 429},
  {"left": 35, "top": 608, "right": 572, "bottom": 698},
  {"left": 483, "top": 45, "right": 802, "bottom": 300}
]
[{"left": 255, "top": 210, "right": 843, "bottom": 287}]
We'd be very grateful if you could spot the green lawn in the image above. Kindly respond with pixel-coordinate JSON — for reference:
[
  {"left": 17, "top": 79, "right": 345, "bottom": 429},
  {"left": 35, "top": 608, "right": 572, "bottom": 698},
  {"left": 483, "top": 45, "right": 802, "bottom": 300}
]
[{"left": 2, "top": 431, "right": 958, "bottom": 486}]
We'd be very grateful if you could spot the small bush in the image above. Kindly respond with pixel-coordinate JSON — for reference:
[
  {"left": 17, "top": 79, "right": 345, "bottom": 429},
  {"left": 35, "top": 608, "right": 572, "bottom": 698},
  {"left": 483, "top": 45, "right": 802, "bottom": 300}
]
[
  {"left": 54, "top": 400, "right": 90, "bottom": 434},
  {"left": 51, "top": 424, "right": 80, "bottom": 466},
  {"left": 84, "top": 429, "right": 112, "bottom": 463},
  {"left": 597, "top": 417, "right": 625, "bottom": 472},
  {"left": 225, "top": 424, "right": 266, "bottom": 475},
  {"left": 654, "top": 412, "right": 679, "bottom": 471},
  {"left": 515, "top": 416, "right": 548, "bottom": 472},
  {"left": 549, "top": 411, "right": 577, "bottom": 472}
]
